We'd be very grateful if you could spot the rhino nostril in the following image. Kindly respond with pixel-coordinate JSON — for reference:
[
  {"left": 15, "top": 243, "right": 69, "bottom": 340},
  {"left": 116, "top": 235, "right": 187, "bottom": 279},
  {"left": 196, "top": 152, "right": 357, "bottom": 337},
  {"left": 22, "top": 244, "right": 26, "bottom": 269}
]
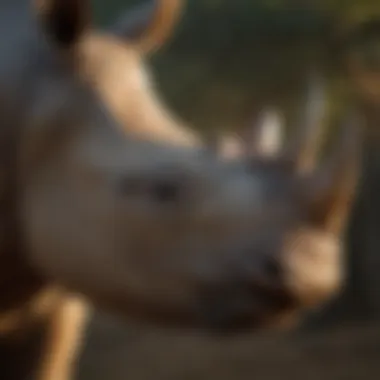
[{"left": 117, "top": 175, "right": 183, "bottom": 204}]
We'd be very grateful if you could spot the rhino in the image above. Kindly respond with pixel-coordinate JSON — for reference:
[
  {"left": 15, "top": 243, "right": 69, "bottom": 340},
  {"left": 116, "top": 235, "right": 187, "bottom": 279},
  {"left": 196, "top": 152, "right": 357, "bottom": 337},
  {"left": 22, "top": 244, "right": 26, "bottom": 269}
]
[{"left": 0, "top": 0, "right": 362, "bottom": 379}]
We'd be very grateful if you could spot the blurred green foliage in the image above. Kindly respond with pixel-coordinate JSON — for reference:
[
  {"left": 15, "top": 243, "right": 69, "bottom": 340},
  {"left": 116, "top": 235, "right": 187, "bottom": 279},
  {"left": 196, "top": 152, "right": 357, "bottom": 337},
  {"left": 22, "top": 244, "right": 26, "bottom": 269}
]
[{"left": 92, "top": 0, "right": 379, "bottom": 134}]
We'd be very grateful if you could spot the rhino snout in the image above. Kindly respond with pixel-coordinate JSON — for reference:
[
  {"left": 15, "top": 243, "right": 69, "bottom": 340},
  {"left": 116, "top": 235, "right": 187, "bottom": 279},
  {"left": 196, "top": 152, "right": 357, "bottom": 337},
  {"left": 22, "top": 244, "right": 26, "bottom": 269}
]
[{"left": 193, "top": 248, "right": 295, "bottom": 333}]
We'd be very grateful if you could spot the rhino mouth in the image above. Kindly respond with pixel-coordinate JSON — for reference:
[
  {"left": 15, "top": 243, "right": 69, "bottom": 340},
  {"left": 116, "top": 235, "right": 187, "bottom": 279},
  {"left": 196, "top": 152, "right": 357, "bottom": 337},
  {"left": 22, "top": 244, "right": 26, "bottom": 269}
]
[
  {"left": 195, "top": 273, "right": 297, "bottom": 334},
  {"left": 87, "top": 270, "right": 296, "bottom": 334}
]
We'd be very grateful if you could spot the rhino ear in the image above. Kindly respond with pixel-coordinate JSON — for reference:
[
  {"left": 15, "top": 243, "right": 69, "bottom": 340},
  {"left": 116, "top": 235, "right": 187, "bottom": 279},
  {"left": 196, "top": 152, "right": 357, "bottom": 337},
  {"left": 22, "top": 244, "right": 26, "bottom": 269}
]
[
  {"left": 111, "top": 0, "right": 183, "bottom": 55},
  {"left": 34, "top": 0, "right": 91, "bottom": 48}
]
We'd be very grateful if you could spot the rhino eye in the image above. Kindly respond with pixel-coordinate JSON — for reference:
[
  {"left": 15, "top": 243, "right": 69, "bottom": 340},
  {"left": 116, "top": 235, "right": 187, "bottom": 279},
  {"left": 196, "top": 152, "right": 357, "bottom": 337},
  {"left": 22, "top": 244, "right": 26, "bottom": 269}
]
[
  {"left": 118, "top": 176, "right": 183, "bottom": 204},
  {"left": 149, "top": 179, "right": 182, "bottom": 204}
]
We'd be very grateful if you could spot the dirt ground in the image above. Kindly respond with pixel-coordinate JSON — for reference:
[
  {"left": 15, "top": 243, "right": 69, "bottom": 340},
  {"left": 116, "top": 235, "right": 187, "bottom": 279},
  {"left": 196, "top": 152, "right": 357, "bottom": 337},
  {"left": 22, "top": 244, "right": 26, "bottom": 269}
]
[{"left": 76, "top": 312, "right": 380, "bottom": 380}]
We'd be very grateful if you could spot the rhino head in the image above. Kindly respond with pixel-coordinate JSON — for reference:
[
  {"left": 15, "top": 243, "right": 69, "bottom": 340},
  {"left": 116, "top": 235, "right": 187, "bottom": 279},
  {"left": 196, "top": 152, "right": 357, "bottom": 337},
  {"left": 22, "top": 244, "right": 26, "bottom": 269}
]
[{"left": 0, "top": 0, "right": 362, "bottom": 332}]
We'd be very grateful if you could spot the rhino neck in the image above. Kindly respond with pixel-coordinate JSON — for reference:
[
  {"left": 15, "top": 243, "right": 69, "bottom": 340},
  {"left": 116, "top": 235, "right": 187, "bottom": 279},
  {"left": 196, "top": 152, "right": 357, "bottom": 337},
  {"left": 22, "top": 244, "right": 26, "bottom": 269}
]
[
  {"left": 0, "top": 167, "right": 46, "bottom": 316},
  {"left": 0, "top": 111, "right": 46, "bottom": 319},
  {"left": 0, "top": 251, "right": 46, "bottom": 315},
  {"left": 0, "top": 151, "right": 47, "bottom": 328},
  {"left": 0, "top": 185, "right": 47, "bottom": 331},
  {"left": 0, "top": 173, "right": 46, "bottom": 320}
]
